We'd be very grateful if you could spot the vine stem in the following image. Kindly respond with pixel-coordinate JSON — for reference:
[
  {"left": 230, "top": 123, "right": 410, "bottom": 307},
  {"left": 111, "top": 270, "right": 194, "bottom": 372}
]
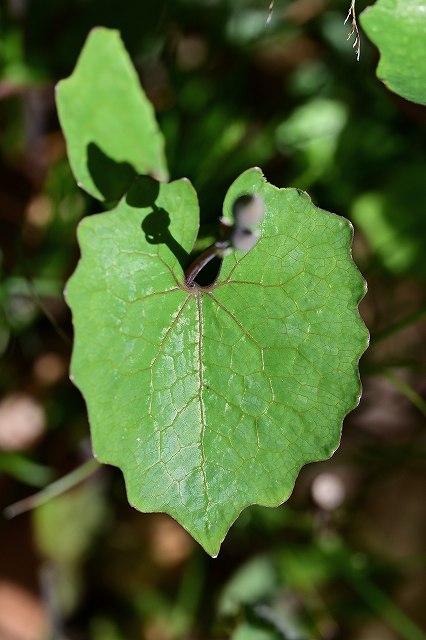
[
  {"left": 371, "top": 306, "right": 426, "bottom": 344},
  {"left": 380, "top": 369, "right": 426, "bottom": 418},
  {"left": 3, "top": 458, "right": 100, "bottom": 518}
]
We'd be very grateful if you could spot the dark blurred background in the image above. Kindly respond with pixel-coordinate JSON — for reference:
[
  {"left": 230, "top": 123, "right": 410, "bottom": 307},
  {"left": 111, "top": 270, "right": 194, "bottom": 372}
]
[{"left": 0, "top": 1, "right": 425, "bottom": 638}]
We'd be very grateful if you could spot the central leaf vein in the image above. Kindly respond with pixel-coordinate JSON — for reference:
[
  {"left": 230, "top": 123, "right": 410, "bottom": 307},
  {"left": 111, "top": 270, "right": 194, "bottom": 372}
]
[{"left": 196, "top": 293, "right": 209, "bottom": 511}]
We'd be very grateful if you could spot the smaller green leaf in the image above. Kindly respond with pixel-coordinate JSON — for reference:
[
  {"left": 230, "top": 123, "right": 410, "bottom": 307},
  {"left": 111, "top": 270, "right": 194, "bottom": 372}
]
[
  {"left": 56, "top": 28, "right": 168, "bottom": 202},
  {"left": 361, "top": 0, "right": 426, "bottom": 106}
]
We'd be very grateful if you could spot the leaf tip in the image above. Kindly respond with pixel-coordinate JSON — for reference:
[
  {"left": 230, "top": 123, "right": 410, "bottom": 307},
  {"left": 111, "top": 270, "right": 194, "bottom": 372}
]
[{"left": 87, "top": 25, "right": 121, "bottom": 40}]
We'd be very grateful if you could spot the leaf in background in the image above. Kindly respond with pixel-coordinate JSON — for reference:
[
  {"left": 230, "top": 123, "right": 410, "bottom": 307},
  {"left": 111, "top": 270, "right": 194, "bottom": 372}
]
[
  {"left": 231, "top": 623, "right": 282, "bottom": 640},
  {"left": 218, "top": 556, "right": 278, "bottom": 617},
  {"left": 56, "top": 28, "right": 168, "bottom": 202},
  {"left": 275, "top": 98, "right": 348, "bottom": 188},
  {"left": 352, "top": 164, "right": 426, "bottom": 278},
  {"left": 361, "top": 0, "right": 426, "bottom": 106},
  {"left": 34, "top": 479, "right": 106, "bottom": 613},
  {"left": 66, "top": 168, "right": 368, "bottom": 556}
]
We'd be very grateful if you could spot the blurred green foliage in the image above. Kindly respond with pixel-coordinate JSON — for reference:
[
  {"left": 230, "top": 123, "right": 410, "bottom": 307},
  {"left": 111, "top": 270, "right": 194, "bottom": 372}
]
[{"left": 0, "top": 1, "right": 425, "bottom": 639}]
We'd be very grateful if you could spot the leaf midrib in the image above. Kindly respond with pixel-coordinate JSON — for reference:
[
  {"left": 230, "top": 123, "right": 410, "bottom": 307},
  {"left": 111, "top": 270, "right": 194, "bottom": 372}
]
[{"left": 196, "top": 293, "right": 210, "bottom": 513}]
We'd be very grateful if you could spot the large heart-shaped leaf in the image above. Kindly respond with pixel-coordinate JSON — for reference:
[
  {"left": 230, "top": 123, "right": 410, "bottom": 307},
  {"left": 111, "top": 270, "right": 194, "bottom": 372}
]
[
  {"left": 56, "top": 28, "right": 168, "bottom": 202},
  {"left": 361, "top": 0, "right": 426, "bottom": 106},
  {"left": 66, "top": 168, "right": 368, "bottom": 556}
]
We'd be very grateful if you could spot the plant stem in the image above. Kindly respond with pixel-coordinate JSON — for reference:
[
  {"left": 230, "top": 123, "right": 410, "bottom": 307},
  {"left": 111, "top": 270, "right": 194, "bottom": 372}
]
[
  {"left": 343, "top": 561, "right": 426, "bottom": 640},
  {"left": 371, "top": 306, "right": 426, "bottom": 344},
  {"left": 185, "top": 243, "right": 227, "bottom": 287},
  {"left": 381, "top": 369, "right": 426, "bottom": 418},
  {"left": 3, "top": 458, "right": 100, "bottom": 518}
]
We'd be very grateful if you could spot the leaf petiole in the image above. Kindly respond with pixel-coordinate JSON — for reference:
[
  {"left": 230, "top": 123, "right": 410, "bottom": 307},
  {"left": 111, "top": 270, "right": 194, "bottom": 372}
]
[{"left": 184, "top": 241, "right": 229, "bottom": 287}]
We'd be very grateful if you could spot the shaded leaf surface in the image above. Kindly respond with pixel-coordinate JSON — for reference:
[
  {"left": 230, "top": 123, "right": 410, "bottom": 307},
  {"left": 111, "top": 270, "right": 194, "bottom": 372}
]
[
  {"left": 56, "top": 28, "right": 168, "bottom": 202},
  {"left": 361, "top": 0, "right": 426, "bottom": 105},
  {"left": 66, "top": 169, "right": 368, "bottom": 555}
]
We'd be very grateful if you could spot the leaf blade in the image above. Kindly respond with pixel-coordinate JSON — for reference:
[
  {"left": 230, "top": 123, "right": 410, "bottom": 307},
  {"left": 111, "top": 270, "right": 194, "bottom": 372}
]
[
  {"left": 56, "top": 28, "right": 169, "bottom": 201},
  {"left": 361, "top": 0, "right": 426, "bottom": 106},
  {"left": 67, "top": 170, "right": 368, "bottom": 556}
]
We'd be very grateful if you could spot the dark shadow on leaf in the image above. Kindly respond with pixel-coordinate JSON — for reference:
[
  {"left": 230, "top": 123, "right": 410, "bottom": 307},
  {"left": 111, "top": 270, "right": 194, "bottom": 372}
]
[
  {"left": 87, "top": 142, "right": 137, "bottom": 202},
  {"left": 125, "top": 175, "right": 160, "bottom": 208},
  {"left": 125, "top": 176, "right": 190, "bottom": 272},
  {"left": 142, "top": 207, "right": 190, "bottom": 272}
]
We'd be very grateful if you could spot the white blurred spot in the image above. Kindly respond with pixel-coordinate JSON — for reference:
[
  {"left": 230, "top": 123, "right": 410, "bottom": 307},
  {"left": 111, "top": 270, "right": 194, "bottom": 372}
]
[
  {"left": 311, "top": 472, "right": 345, "bottom": 510},
  {"left": 0, "top": 394, "right": 46, "bottom": 451}
]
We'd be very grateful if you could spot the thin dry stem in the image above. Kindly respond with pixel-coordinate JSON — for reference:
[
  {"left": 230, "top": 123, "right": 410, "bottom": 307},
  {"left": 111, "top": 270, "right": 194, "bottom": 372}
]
[
  {"left": 267, "top": 0, "right": 275, "bottom": 24},
  {"left": 345, "top": 0, "right": 361, "bottom": 61}
]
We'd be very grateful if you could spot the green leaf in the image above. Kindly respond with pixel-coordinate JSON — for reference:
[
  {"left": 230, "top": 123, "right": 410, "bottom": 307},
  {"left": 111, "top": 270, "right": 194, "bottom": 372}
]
[
  {"left": 231, "top": 623, "right": 282, "bottom": 640},
  {"left": 351, "top": 163, "right": 426, "bottom": 278},
  {"left": 66, "top": 168, "right": 368, "bottom": 556},
  {"left": 56, "top": 28, "right": 168, "bottom": 202},
  {"left": 33, "top": 479, "right": 106, "bottom": 613},
  {"left": 361, "top": 0, "right": 426, "bottom": 106},
  {"left": 218, "top": 556, "right": 278, "bottom": 616}
]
